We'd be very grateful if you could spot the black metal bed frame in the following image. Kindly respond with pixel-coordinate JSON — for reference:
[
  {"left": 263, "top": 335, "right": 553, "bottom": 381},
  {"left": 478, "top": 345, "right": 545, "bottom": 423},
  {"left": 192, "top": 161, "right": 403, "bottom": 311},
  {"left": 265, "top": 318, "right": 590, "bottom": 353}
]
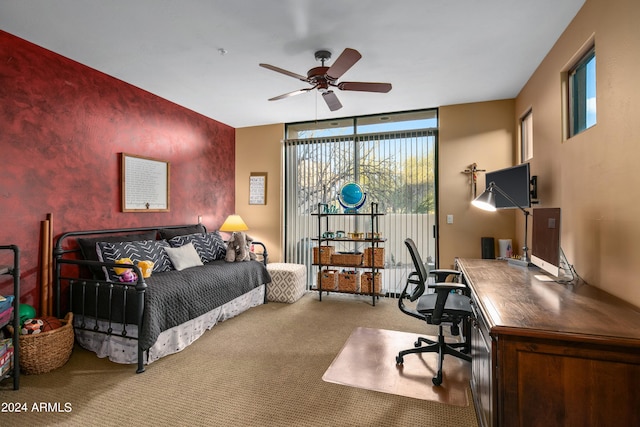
[{"left": 53, "top": 224, "right": 268, "bottom": 373}]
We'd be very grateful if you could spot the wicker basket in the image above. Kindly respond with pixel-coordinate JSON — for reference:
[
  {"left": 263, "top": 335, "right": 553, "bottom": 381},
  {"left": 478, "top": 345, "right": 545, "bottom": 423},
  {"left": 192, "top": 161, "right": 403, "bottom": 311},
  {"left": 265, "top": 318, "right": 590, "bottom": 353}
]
[
  {"left": 361, "top": 272, "right": 382, "bottom": 294},
  {"left": 318, "top": 270, "right": 338, "bottom": 291},
  {"left": 8, "top": 312, "right": 74, "bottom": 375},
  {"left": 338, "top": 271, "right": 360, "bottom": 292},
  {"left": 363, "top": 247, "right": 385, "bottom": 267},
  {"left": 313, "top": 246, "right": 335, "bottom": 264},
  {"left": 331, "top": 252, "right": 363, "bottom": 266}
]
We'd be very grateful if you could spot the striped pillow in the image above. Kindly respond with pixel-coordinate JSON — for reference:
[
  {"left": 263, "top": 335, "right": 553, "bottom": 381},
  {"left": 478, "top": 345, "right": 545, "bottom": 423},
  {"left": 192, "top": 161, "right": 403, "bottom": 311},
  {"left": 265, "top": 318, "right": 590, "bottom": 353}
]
[
  {"left": 97, "top": 239, "right": 173, "bottom": 282},
  {"left": 168, "top": 231, "right": 227, "bottom": 263}
]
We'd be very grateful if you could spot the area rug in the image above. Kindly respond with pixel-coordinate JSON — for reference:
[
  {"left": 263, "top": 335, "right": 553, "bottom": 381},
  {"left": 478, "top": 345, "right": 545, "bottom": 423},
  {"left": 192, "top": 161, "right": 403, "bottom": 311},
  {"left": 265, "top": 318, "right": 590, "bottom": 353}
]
[{"left": 322, "top": 327, "right": 471, "bottom": 406}]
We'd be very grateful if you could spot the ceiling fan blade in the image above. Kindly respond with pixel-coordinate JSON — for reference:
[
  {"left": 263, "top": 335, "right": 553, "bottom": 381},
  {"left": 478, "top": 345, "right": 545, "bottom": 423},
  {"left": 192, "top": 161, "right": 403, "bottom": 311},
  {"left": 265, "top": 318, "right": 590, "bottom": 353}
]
[
  {"left": 326, "top": 48, "right": 362, "bottom": 80},
  {"left": 338, "top": 81, "right": 392, "bottom": 93},
  {"left": 268, "top": 87, "right": 315, "bottom": 101},
  {"left": 259, "top": 63, "right": 308, "bottom": 82},
  {"left": 322, "top": 91, "right": 342, "bottom": 111}
]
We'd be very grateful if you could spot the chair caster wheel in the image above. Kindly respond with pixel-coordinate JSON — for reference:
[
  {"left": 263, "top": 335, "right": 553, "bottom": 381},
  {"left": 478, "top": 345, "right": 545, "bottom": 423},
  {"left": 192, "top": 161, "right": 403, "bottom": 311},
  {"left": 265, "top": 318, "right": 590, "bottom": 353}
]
[
  {"left": 414, "top": 340, "right": 421, "bottom": 347},
  {"left": 432, "top": 375, "right": 442, "bottom": 386},
  {"left": 396, "top": 356, "right": 404, "bottom": 365}
]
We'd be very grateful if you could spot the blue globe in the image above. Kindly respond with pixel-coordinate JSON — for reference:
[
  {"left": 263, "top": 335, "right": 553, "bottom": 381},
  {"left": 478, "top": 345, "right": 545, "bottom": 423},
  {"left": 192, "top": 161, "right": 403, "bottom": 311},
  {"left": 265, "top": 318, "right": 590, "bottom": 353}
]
[
  {"left": 338, "top": 182, "right": 366, "bottom": 212},
  {"left": 341, "top": 183, "right": 364, "bottom": 205}
]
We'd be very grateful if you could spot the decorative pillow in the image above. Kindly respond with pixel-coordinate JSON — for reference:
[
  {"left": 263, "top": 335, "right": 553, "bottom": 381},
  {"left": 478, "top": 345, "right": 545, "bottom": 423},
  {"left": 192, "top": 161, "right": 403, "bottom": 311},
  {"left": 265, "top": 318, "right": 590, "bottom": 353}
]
[
  {"left": 164, "top": 243, "right": 204, "bottom": 271},
  {"left": 97, "top": 239, "right": 173, "bottom": 282},
  {"left": 158, "top": 224, "right": 206, "bottom": 240},
  {"left": 77, "top": 230, "right": 158, "bottom": 278},
  {"left": 168, "top": 231, "right": 226, "bottom": 263}
]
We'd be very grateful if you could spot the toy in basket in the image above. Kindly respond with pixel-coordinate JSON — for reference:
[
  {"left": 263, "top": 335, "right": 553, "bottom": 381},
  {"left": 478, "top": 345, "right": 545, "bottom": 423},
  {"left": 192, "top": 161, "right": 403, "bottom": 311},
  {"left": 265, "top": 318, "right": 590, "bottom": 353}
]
[
  {"left": 21, "top": 316, "right": 63, "bottom": 335},
  {"left": 8, "top": 312, "right": 74, "bottom": 375}
]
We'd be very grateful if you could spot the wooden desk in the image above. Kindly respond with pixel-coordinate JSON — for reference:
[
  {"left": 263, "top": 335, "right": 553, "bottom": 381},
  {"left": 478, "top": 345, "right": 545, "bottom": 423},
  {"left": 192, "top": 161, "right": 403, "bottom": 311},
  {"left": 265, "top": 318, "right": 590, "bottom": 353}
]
[{"left": 457, "top": 258, "right": 640, "bottom": 427}]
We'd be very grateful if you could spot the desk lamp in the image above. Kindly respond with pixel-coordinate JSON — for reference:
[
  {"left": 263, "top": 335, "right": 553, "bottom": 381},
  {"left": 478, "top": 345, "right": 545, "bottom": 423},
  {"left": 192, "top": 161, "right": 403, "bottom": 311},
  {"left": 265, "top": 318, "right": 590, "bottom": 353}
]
[{"left": 472, "top": 182, "right": 531, "bottom": 266}]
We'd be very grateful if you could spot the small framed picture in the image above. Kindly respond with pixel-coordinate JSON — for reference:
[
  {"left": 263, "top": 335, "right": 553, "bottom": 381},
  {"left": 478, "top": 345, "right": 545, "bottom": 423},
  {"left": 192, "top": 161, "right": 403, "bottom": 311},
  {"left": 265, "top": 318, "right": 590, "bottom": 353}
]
[{"left": 249, "top": 172, "right": 267, "bottom": 205}]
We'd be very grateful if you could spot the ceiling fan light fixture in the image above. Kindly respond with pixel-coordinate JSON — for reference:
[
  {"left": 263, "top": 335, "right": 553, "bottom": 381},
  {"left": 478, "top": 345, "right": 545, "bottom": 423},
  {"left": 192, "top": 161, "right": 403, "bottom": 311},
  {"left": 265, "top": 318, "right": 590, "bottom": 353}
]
[{"left": 259, "top": 48, "right": 392, "bottom": 111}]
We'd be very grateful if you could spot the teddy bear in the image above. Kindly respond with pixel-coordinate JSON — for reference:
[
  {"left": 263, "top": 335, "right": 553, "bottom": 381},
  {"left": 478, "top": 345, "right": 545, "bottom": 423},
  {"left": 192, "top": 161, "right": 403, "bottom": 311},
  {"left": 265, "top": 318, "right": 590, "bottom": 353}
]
[{"left": 225, "top": 231, "right": 257, "bottom": 262}]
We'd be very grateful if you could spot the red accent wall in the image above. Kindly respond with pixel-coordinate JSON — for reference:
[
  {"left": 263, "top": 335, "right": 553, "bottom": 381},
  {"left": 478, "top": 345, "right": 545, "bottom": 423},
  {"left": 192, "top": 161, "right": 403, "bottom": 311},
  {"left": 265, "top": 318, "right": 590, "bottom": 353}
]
[{"left": 0, "top": 31, "right": 235, "bottom": 311}]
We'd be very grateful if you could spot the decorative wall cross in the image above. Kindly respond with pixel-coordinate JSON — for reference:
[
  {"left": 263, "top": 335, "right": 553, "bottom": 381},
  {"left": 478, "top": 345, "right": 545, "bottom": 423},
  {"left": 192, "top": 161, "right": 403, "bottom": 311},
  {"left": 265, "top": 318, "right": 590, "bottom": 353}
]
[{"left": 462, "top": 163, "right": 486, "bottom": 199}]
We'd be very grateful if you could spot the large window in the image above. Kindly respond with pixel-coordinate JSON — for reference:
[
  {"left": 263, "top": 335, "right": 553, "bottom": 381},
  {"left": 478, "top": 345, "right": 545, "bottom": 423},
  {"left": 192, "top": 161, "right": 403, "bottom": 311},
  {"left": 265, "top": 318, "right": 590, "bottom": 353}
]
[
  {"left": 284, "top": 110, "right": 438, "bottom": 295},
  {"left": 568, "top": 46, "right": 596, "bottom": 137}
]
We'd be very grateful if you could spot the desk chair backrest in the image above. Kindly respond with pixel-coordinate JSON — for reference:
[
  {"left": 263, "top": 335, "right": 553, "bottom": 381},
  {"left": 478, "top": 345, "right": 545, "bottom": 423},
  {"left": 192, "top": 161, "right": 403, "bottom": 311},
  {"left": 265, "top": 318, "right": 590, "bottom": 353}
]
[
  {"left": 405, "top": 238, "right": 467, "bottom": 325},
  {"left": 404, "top": 238, "right": 429, "bottom": 302}
]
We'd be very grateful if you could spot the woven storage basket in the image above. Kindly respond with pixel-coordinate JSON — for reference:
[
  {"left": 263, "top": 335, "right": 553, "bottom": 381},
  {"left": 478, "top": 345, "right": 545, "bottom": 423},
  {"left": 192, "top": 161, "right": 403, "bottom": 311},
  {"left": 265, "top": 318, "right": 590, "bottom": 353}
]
[
  {"left": 9, "top": 312, "right": 74, "bottom": 375},
  {"left": 361, "top": 272, "right": 382, "bottom": 294},
  {"left": 331, "top": 252, "right": 363, "bottom": 266},
  {"left": 338, "top": 271, "right": 360, "bottom": 292},
  {"left": 318, "top": 270, "right": 338, "bottom": 291},
  {"left": 363, "top": 247, "right": 385, "bottom": 267},
  {"left": 313, "top": 246, "right": 335, "bottom": 264}
]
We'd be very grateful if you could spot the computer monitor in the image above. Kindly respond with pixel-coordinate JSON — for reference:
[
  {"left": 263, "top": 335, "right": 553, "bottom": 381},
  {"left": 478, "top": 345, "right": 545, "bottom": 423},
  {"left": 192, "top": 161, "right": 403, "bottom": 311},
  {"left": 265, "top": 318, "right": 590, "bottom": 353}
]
[
  {"left": 531, "top": 208, "right": 561, "bottom": 277},
  {"left": 484, "top": 163, "right": 531, "bottom": 209}
]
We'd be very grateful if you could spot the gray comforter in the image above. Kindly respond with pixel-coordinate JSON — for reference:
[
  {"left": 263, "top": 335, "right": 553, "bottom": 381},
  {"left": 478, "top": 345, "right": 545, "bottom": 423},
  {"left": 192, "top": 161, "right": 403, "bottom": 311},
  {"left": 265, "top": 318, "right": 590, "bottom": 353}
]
[{"left": 139, "top": 260, "right": 271, "bottom": 349}]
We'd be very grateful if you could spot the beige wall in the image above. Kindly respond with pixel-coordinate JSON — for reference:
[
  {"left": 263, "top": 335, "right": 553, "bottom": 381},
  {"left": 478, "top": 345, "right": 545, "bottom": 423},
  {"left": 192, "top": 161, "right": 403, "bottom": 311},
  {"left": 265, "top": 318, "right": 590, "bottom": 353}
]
[
  {"left": 236, "top": 0, "right": 640, "bottom": 308},
  {"left": 235, "top": 124, "right": 284, "bottom": 262},
  {"left": 438, "top": 100, "right": 518, "bottom": 269},
  {"left": 516, "top": 0, "right": 640, "bottom": 306}
]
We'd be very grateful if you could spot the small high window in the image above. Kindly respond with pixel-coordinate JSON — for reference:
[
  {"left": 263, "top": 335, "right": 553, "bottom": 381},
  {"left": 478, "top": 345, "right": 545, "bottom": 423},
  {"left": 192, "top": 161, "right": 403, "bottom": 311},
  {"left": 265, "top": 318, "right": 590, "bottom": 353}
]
[
  {"left": 568, "top": 46, "right": 596, "bottom": 137},
  {"left": 520, "top": 109, "right": 533, "bottom": 162}
]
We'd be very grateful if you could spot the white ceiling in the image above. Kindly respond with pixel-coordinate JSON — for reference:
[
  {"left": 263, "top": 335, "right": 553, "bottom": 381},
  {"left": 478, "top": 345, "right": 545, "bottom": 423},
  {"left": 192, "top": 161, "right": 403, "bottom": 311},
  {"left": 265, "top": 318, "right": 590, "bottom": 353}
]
[{"left": 0, "top": 0, "right": 585, "bottom": 128}]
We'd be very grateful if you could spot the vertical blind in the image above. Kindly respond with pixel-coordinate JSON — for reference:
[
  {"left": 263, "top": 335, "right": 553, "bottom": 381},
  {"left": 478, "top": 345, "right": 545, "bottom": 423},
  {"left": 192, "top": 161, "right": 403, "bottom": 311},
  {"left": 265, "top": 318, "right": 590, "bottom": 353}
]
[{"left": 284, "top": 129, "right": 437, "bottom": 296}]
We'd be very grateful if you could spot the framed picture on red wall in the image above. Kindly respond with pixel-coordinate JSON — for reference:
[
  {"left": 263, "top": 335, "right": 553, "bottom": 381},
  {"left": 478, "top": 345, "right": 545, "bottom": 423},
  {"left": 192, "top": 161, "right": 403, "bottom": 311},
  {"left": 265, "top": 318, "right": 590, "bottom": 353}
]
[{"left": 121, "top": 153, "right": 170, "bottom": 212}]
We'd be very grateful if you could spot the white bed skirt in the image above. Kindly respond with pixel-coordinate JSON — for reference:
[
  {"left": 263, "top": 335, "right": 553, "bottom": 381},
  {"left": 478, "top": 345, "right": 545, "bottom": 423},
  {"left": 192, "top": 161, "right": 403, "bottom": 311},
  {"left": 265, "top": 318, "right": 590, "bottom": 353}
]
[{"left": 74, "top": 285, "right": 265, "bottom": 365}]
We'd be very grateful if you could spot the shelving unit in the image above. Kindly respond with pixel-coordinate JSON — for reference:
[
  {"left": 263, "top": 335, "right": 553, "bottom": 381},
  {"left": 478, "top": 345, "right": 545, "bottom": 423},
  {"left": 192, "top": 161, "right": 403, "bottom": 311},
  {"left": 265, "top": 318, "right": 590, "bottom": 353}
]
[
  {"left": 312, "top": 202, "right": 385, "bottom": 306},
  {"left": 0, "top": 245, "right": 20, "bottom": 390}
]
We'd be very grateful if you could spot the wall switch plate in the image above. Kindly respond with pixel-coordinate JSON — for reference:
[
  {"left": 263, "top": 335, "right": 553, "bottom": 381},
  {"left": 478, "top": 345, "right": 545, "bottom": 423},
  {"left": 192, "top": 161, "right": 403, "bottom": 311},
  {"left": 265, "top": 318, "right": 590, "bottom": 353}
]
[{"left": 447, "top": 214, "right": 454, "bottom": 224}]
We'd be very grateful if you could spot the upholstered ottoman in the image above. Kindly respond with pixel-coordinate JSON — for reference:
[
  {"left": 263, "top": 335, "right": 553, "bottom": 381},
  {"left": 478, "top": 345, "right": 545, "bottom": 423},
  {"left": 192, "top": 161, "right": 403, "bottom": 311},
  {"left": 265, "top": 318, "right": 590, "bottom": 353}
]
[{"left": 266, "top": 263, "right": 307, "bottom": 303}]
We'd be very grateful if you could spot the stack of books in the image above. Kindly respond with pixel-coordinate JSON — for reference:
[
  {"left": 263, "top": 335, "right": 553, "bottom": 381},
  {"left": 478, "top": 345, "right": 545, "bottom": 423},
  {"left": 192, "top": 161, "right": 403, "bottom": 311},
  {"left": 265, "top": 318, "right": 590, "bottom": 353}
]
[
  {"left": 0, "top": 337, "right": 13, "bottom": 378},
  {"left": 0, "top": 295, "right": 15, "bottom": 378},
  {"left": 0, "top": 295, "right": 14, "bottom": 326}
]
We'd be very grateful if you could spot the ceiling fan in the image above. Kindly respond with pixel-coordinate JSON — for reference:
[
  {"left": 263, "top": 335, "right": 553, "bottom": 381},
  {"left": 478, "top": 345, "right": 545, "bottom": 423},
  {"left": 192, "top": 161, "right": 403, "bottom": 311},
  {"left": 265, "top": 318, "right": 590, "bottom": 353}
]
[{"left": 259, "top": 48, "right": 392, "bottom": 111}]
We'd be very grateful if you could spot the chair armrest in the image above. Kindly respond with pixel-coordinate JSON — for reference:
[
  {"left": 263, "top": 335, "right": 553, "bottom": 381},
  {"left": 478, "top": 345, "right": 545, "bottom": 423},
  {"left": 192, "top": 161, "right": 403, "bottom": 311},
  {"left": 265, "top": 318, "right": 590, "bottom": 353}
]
[
  {"left": 427, "top": 282, "right": 467, "bottom": 291},
  {"left": 427, "top": 282, "right": 469, "bottom": 325},
  {"left": 429, "top": 269, "right": 461, "bottom": 283},
  {"left": 430, "top": 269, "right": 460, "bottom": 274}
]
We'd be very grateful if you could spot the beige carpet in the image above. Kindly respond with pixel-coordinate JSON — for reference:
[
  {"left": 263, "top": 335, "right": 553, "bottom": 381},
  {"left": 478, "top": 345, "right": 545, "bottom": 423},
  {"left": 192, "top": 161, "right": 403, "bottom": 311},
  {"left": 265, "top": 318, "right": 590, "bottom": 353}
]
[
  {"left": 1, "top": 292, "right": 478, "bottom": 427},
  {"left": 323, "top": 327, "right": 471, "bottom": 406}
]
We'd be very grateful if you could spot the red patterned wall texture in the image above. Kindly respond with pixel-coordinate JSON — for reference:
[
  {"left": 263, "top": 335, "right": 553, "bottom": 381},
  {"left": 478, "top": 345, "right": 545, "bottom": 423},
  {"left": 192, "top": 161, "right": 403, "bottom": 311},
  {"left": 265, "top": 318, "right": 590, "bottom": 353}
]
[{"left": 0, "top": 31, "right": 235, "bottom": 311}]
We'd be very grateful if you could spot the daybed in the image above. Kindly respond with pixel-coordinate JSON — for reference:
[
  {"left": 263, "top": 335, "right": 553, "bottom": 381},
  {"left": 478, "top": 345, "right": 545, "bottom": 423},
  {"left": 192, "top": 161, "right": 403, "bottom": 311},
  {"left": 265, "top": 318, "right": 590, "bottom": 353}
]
[{"left": 53, "top": 224, "right": 271, "bottom": 373}]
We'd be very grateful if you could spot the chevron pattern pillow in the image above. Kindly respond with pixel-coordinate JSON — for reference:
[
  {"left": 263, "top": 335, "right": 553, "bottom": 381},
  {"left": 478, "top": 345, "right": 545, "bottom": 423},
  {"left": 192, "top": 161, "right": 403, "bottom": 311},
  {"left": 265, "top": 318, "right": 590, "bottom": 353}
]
[
  {"left": 168, "top": 231, "right": 226, "bottom": 263},
  {"left": 97, "top": 239, "right": 173, "bottom": 281}
]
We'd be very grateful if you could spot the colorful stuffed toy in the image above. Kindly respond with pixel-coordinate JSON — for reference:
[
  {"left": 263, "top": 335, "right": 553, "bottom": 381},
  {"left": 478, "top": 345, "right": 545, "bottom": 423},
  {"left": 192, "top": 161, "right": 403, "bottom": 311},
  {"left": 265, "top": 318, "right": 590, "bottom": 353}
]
[
  {"left": 118, "top": 270, "right": 138, "bottom": 282},
  {"left": 114, "top": 258, "right": 134, "bottom": 276},
  {"left": 114, "top": 258, "right": 138, "bottom": 282},
  {"left": 137, "top": 260, "right": 154, "bottom": 278},
  {"left": 225, "top": 232, "right": 257, "bottom": 262}
]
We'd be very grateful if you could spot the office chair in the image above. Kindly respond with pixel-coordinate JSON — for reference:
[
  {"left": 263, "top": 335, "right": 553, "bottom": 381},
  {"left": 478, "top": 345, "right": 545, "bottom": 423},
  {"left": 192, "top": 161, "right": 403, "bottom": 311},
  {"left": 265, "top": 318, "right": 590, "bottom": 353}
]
[{"left": 396, "top": 238, "right": 472, "bottom": 386}]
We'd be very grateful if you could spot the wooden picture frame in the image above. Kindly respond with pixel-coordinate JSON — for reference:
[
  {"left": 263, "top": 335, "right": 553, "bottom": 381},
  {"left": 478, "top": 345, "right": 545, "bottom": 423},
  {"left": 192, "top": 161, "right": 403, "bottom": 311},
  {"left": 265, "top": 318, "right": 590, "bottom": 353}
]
[
  {"left": 121, "top": 153, "right": 170, "bottom": 212},
  {"left": 249, "top": 172, "right": 267, "bottom": 205}
]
